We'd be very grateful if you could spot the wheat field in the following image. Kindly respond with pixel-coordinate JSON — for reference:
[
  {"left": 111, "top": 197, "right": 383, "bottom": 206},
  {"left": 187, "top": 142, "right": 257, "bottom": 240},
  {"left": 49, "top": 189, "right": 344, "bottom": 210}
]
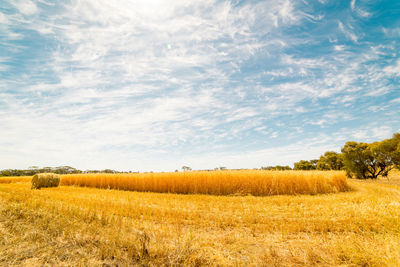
[
  {"left": 0, "top": 176, "right": 31, "bottom": 184},
  {"left": 0, "top": 171, "right": 399, "bottom": 266},
  {"left": 60, "top": 170, "right": 349, "bottom": 196}
]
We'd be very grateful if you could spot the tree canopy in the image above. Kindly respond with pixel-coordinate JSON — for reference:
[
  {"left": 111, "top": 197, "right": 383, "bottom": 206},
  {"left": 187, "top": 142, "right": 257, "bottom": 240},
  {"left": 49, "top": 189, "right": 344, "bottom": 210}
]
[
  {"left": 317, "top": 151, "right": 344, "bottom": 170},
  {"left": 292, "top": 133, "right": 399, "bottom": 179},
  {"left": 341, "top": 133, "right": 400, "bottom": 179},
  {"left": 294, "top": 160, "right": 317, "bottom": 170}
]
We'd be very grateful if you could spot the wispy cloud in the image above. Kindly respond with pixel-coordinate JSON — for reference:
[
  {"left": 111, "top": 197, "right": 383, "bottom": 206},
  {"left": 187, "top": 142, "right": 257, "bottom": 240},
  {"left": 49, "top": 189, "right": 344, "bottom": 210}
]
[
  {"left": 383, "top": 59, "right": 400, "bottom": 76},
  {"left": 1, "top": 0, "right": 399, "bottom": 170},
  {"left": 10, "top": 0, "right": 38, "bottom": 15},
  {"left": 338, "top": 21, "right": 358, "bottom": 42}
]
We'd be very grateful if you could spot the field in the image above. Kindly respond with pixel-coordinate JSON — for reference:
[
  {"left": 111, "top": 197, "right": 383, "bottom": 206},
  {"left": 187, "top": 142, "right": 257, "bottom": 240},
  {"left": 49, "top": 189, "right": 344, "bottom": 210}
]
[
  {"left": 0, "top": 176, "right": 31, "bottom": 184},
  {"left": 0, "top": 171, "right": 399, "bottom": 266},
  {"left": 60, "top": 170, "right": 349, "bottom": 196}
]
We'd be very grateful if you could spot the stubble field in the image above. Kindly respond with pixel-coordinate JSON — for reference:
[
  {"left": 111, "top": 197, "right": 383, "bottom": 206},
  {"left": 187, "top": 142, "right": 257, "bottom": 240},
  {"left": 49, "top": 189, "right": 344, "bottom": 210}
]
[{"left": 0, "top": 170, "right": 399, "bottom": 266}]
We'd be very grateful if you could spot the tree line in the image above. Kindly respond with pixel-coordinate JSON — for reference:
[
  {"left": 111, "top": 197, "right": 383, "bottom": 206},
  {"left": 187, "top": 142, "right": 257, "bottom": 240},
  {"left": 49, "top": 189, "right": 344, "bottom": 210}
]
[
  {"left": 292, "top": 133, "right": 400, "bottom": 179},
  {"left": 0, "top": 166, "right": 126, "bottom": 177}
]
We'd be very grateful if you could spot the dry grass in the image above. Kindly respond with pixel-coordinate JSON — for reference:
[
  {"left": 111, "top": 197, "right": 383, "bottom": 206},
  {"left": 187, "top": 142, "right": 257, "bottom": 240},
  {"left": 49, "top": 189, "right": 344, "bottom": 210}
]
[
  {"left": 351, "top": 169, "right": 400, "bottom": 186},
  {"left": 0, "top": 171, "right": 399, "bottom": 266},
  {"left": 0, "top": 176, "right": 31, "bottom": 184},
  {"left": 60, "top": 170, "right": 350, "bottom": 196}
]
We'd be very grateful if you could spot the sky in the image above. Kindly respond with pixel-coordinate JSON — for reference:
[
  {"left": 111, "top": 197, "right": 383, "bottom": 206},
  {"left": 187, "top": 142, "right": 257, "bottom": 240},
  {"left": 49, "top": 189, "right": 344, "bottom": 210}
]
[{"left": 1, "top": 0, "right": 399, "bottom": 172}]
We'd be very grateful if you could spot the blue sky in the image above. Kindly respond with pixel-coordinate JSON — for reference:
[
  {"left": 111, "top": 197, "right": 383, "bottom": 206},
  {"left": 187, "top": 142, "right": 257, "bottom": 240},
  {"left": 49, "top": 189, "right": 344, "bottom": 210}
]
[{"left": 1, "top": 0, "right": 399, "bottom": 171}]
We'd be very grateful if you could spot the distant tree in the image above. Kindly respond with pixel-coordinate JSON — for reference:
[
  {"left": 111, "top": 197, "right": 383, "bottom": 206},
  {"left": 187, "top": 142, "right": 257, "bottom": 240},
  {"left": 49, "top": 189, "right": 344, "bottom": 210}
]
[
  {"left": 310, "top": 159, "right": 319, "bottom": 169},
  {"left": 102, "top": 169, "right": 116, "bottom": 173},
  {"left": 317, "top": 151, "right": 344, "bottom": 170},
  {"left": 294, "top": 160, "right": 317, "bottom": 170},
  {"left": 341, "top": 133, "right": 400, "bottom": 179},
  {"left": 53, "top": 166, "right": 80, "bottom": 174},
  {"left": 182, "top": 166, "right": 192, "bottom": 171},
  {"left": 0, "top": 166, "right": 83, "bottom": 176},
  {"left": 86, "top": 170, "right": 101, "bottom": 173},
  {"left": 28, "top": 166, "right": 39, "bottom": 170},
  {"left": 43, "top": 167, "right": 52, "bottom": 173},
  {"left": 0, "top": 169, "right": 12, "bottom": 176},
  {"left": 276, "top": 165, "right": 292, "bottom": 170},
  {"left": 261, "top": 165, "right": 292, "bottom": 170}
]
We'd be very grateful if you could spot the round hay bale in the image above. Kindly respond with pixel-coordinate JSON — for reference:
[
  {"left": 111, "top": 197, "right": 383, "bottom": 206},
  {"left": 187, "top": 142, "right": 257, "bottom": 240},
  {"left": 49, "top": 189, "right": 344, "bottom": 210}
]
[{"left": 31, "top": 173, "right": 61, "bottom": 189}]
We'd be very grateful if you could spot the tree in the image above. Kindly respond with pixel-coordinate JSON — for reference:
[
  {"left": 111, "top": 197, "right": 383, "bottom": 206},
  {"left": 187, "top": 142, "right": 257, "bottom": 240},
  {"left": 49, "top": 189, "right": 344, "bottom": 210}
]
[
  {"left": 181, "top": 166, "right": 192, "bottom": 171},
  {"left": 294, "top": 160, "right": 317, "bottom": 170},
  {"left": 261, "top": 165, "right": 292, "bottom": 170},
  {"left": 102, "top": 169, "right": 116, "bottom": 174},
  {"left": 395, "top": 133, "right": 400, "bottom": 170},
  {"left": 369, "top": 134, "right": 400, "bottom": 177},
  {"left": 342, "top": 141, "right": 375, "bottom": 178},
  {"left": 213, "top": 166, "right": 227, "bottom": 171},
  {"left": 341, "top": 133, "right": 400, "bottom": 179},
  {"left": 317, "top": 151, "right": 344, "bottom": 170}
]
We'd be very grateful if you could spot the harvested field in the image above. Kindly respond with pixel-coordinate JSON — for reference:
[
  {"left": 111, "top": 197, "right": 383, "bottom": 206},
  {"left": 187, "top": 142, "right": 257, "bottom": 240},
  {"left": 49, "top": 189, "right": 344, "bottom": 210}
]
[{"left": 0, "top": 171, "right": 399, "bottom": 266}]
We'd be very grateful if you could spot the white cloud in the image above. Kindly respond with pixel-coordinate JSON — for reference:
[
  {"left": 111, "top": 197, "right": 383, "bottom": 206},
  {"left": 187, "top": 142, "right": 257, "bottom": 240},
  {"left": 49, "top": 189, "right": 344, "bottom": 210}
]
[
  {"left": 0, "top": 12, "right": 9, "bottom": 24},
  {"left": 350, "top": 0, "right": 372, "bottom": 18},
  {"left": 350, "top": 0, "right": 356, "bottom": 10},
  {"left": 352, "top": 130, "right": 368, "bottom": 140},
  {"left": 383, "top": 59, "right": 400, "bottom": 76},
  {"left": 382, "top": 27, "right": 400, "bottom": 38},
  {"left": 334, "top": 45, "right": 345, "bottom": 51},
  {"left": 365, "top": 87, "right": 392, "bottom": 96},
  {"left": 350, "top": 126, "right": 393, "bottom": 143},
  {"left": 390, "top": 98, "right": 400, "bottom": 104},
  {"left": 338, "top": 21, "right": 358, "bottom": 42},
  {"left": 371, "top": 126, "right": 393, "bottom": 140},
  {"left": 11, "top": 0, "right": 38, "bottom": 15},
  {"left": 1, "top": 0, "right": 399, "bottom": 170}
]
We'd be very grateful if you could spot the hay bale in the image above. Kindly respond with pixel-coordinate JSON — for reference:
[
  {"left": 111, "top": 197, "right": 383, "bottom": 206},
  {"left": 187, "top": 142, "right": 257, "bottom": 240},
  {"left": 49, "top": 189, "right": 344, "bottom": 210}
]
[{"left": 31, "top": 173, "right": 60, "bottom": 189}]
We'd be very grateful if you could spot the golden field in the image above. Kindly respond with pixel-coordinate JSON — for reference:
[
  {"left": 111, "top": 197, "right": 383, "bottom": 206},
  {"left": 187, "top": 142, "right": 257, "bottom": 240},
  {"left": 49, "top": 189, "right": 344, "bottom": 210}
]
[
  {"left": 60, "top": 170, "right": 349, "bottom": 196},
  {"left": 0, "top": 170, "right": 399, "bottom": 266},
  {"left": 0, "top": 176, "right": 31, "bottom": 184}
]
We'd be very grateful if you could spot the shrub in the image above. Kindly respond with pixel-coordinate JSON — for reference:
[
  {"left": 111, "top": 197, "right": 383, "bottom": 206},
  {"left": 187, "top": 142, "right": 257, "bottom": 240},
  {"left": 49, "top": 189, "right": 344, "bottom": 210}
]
[{"left": 31, "top": 173, "right": 61, "bottom": 189}]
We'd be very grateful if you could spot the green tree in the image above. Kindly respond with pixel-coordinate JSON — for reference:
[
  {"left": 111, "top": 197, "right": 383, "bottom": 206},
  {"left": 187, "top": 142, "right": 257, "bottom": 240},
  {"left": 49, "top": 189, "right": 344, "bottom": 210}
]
[
  {"left": 310, "top": 159, "right": 319, "bottom": 169},
  {"left": 294, "top": 160, "right": 317, "bottom": 170},
  {"left": 341, "top": 133, "right": 400, "bottom": 179},
  {"left": 261, "top": 165, "right": 292, "bottom": 170},
  {"left": 395, "top": 133, "right": 400, "bottom": 170},
  {"left": 341, "top": 141, "right": 375, "bottom": 178},
  {"left": 182, "top": 166, "right": 192, "bottom": 171},
  {"left": 369, "top": 134, "right": 400, "bottom": 177},
  {"left": 317, "top": 151, "right": 344, "bottom": 170}
]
